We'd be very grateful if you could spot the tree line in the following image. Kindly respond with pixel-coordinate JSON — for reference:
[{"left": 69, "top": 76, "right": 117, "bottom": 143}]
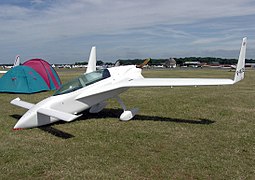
[
  {"left": 73, "top": 57, "right": 255, "bottom": 66},
  {"left": 115, "top": 57, "right": 255, "bottom": 66}
]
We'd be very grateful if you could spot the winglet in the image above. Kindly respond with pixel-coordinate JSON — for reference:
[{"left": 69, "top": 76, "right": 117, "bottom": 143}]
[
  {"left": 234, "top": 37, "right": 247, "bottom": 83},
  {"left": 86, "top": 46, "right": 96, "bottom": 74}
]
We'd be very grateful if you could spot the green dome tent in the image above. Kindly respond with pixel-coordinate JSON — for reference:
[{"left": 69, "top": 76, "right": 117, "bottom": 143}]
[{"left": 0, "top": 66, "right": 50, "bottom": 93}]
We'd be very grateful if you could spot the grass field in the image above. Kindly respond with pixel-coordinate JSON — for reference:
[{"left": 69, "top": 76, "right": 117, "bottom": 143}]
[{"left": 0, "top": 68, "right": 254, "bottom": 179}]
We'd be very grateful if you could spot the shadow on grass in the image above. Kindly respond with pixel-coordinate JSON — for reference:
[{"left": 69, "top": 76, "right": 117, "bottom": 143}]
[
  {"left": 78, "top": 108, "right": 215, "bottom": 125},
  {"left": 11, "top": 114, "right": 22, "bottom": 120},
  {"left": 10, "top": 108, "right": 214, "bottom": 138},
  {"left": 39, "top": 126, "right": 75, "bottom": 139}
]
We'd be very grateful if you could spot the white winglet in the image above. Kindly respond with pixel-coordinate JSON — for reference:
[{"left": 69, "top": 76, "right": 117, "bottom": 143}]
[
  {"left": 234, "top": 37, "right": 247, "bottom": 83},
  {"left": 10, "top": 97, "right": 35, "bottom": 109},
  {"left": 86, "top": 46, "right": 96, "bottom": 74}
]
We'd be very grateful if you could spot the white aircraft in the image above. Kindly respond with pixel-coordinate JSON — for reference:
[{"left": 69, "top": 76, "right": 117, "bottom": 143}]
[
  {"left": 11, "top": 37, "right": 247, "bottom": 130},
  {"left": 0, "top": 55, "right": 20, "bottom": 73}
]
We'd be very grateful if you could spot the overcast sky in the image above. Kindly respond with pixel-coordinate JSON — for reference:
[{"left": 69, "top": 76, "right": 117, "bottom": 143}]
[{"left": 0, "top": 0, "right": 254, "bottom": 64}]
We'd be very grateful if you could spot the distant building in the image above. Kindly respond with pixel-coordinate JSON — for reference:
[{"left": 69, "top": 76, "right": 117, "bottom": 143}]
[
  {"left": 245, "top": 63, "right": 255, "bottom": 68},
  {"left": 183, "top": 61, "right": 201, "bottom": 68}
]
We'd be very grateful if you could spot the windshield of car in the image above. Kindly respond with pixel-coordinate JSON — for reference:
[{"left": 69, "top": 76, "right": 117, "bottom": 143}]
[{"left": 53, "top": 69, "right": 110, "bottom": 96}]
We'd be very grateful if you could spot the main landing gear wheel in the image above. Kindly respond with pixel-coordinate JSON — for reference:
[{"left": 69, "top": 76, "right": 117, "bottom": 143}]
[{"left": 115, "top": 96, "right": 139, "bottom": 121}]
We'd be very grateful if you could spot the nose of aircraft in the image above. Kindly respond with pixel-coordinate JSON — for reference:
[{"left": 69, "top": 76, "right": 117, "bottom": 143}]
[{"left": 13, "top": 110, "right": 37, "bottom": 130}]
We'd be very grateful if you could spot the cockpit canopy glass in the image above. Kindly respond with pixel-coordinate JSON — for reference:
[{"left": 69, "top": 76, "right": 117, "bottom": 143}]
[{"left": 53, "top": 69, "right": 110, "bottom": 96}]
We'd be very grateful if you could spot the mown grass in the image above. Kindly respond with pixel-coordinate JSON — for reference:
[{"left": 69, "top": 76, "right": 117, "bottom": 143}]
[{"left": 0, "top": 68, "right": 254, "bottom": 179}]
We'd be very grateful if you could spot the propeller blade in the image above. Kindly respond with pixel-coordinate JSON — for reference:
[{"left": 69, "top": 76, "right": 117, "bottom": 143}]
[{"left": 136, "top": 58, "right": 150, "bottom": 68}]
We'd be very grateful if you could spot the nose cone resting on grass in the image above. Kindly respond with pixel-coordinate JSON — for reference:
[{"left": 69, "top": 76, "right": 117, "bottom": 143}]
[
  {"left": 11, "top": 38, "right": 247, "bottom": 129},
  {"left": 13, "top": 97, "right": 59, "bottom": 129},
  {"left": 12, "top": 95, "right": 84, "bottom": 129}
]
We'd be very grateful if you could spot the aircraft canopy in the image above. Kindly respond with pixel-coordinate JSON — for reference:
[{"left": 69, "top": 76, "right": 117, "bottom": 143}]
[{"left": 54, "top": 69, "right": 110, "bottom": 96}]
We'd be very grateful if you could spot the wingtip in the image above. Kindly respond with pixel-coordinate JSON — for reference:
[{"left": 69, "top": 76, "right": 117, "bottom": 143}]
[
  {"left": 242, "top": 37, "right": 247, "bottom": 45},
  {"left": 10, "top": 97, "right": 20, "bottom": 104}
]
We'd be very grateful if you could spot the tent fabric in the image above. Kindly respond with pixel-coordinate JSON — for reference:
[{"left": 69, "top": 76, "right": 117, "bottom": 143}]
[
  {"left": 0, "top": 66, "right": 49, "bottom": 93},
  {"left": 23, "top": 59, "right": 61, "bottom": 90}
]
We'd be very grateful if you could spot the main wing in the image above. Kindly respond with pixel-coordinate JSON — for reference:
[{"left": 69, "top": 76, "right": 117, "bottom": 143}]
[
  {"left": 121, "top": 78, "right": 234, "bottom": 87},
  {"left": 76, "top": 76, "right": 234, "bottom": 100}
]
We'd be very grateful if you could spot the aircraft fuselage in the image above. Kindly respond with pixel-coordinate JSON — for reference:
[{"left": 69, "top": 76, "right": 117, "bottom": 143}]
[{"left": 13, "top": 65, "right": 142, "bottom": 129}]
